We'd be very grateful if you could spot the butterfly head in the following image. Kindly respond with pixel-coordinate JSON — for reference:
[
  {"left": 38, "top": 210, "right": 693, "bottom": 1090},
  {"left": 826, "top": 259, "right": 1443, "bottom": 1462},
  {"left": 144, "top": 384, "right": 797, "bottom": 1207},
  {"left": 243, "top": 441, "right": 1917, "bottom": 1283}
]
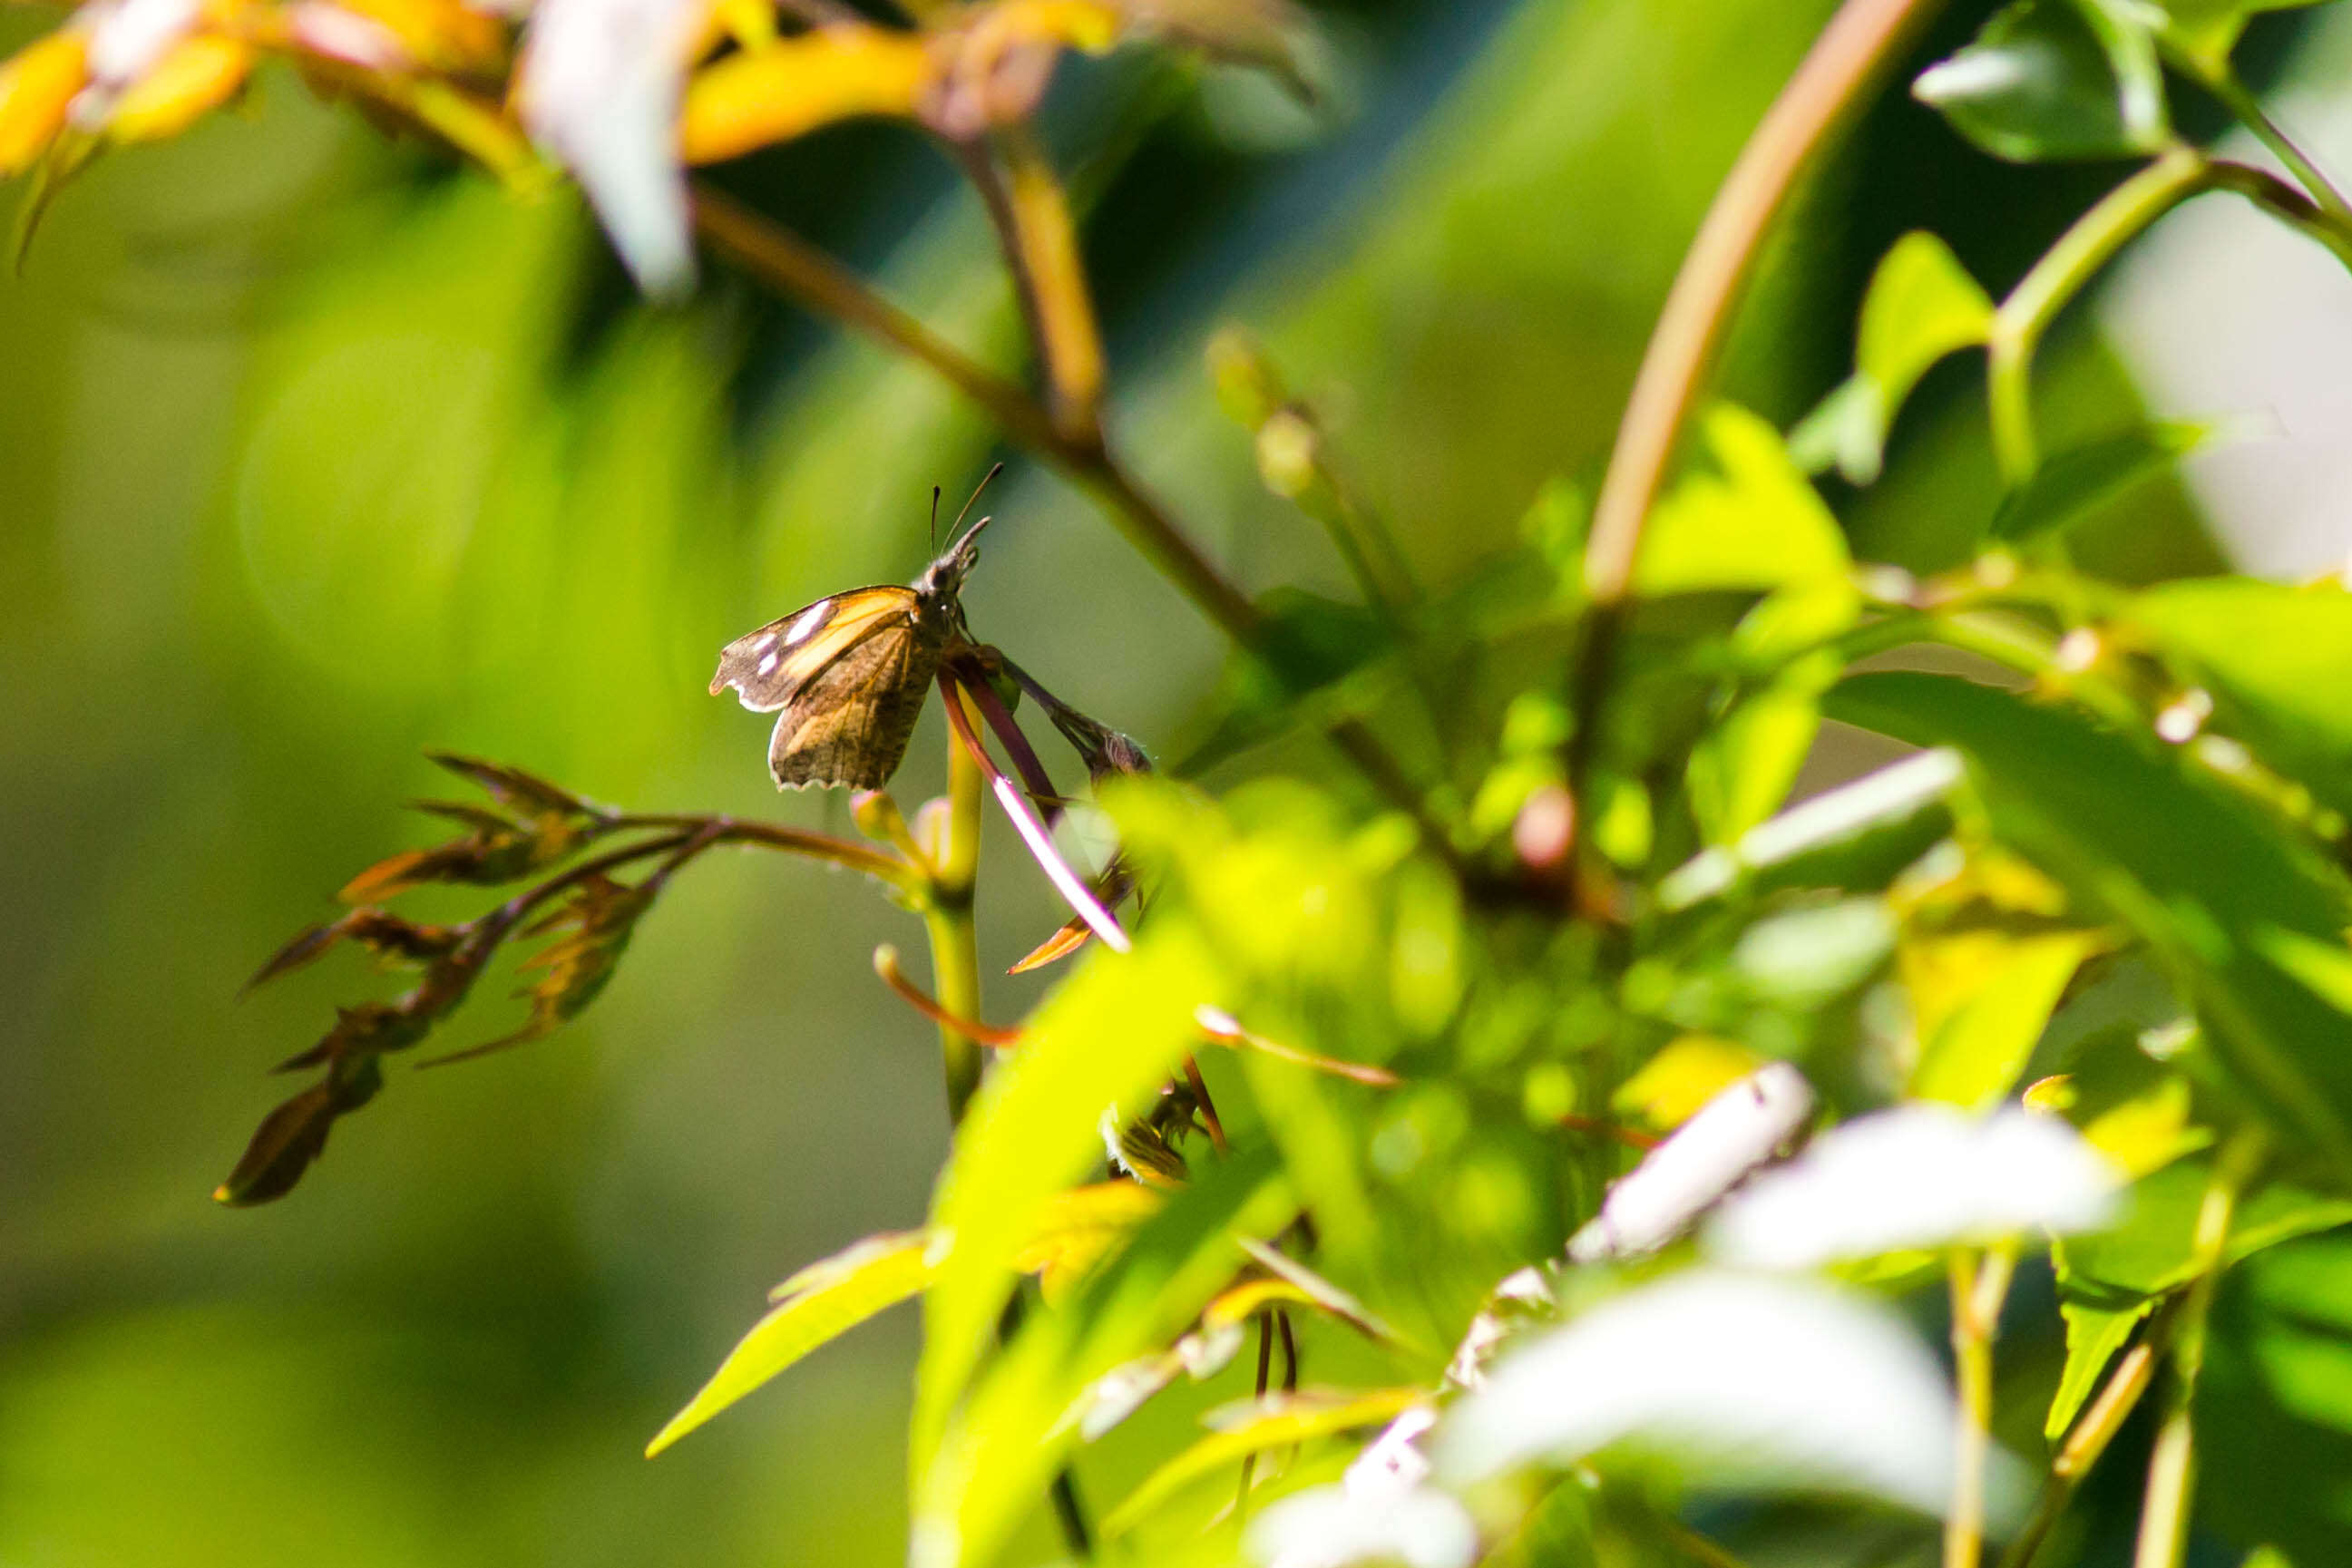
[{"left": 915, "top": 511, "right": 991, "bottom": 612}]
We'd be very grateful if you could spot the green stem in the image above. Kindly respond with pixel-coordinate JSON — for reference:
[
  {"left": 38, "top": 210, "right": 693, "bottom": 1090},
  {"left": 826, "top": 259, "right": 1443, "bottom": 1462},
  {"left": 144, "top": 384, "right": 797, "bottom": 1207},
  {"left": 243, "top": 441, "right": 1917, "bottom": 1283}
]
[
  {"left": 2131, "top": 1130, "right": 2265, "bottom": 1568},
  {"left": 1987, "top": 147, "right": 2207, "bottom": 487},
  {"left": 922, "top": 689, "right": 1094, "bottom": 1559},
  {"left": 2174, "top": 51, "right": 2352, "bottom": 224},
  {"left": 1567, "top": 0, "right": 1947, "bottom": 795},
  {"left": 926, "top": 688, "right": 989, "bottom": 1126},
  {"left": 1998, "top": 1317, "right": 2166, "bottom": 1568},
  {"left": 1946, "top": 1245, "right": 2016, "bottom": 1568}
]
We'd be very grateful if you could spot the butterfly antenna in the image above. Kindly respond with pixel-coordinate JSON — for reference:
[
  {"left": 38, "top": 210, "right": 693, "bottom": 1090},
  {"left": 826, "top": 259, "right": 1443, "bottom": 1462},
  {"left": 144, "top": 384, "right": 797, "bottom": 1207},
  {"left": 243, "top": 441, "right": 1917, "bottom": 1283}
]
[
  {"left": 948, "top": 462, "right": 1005, "bottom": 547},
  {"left": 929, "top": 485, "right": 942, "bottom": 551}
]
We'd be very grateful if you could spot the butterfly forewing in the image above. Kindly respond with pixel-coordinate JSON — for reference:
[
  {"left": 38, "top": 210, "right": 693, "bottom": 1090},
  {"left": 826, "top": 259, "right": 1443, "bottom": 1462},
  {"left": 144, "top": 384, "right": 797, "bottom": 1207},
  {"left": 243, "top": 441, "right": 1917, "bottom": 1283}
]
[
  {"left": 709, "top": 587, "right": 919, "bottom": 712},
  {"left": 767, "top": 620, "right": 943, "bottom": 789}
]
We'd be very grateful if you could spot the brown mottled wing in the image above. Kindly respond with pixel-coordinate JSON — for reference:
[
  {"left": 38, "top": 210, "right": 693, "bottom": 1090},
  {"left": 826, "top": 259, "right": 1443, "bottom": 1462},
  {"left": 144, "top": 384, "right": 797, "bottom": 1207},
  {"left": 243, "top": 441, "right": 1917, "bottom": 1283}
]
[
  {"left": 710, "top": 587, "right": 919, "bottom": 712},
  {"left": 766, "top": 621, "right": 947, "bottom": 789}
]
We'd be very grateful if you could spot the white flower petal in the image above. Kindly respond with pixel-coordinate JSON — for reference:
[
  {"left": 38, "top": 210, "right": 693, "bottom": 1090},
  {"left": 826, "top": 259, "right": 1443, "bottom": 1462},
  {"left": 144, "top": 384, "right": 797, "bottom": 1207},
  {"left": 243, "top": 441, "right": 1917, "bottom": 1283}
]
[
  {"left": 518, "top": 0, "right": 705, "bottom": 295},
  {"left": 1704, "top": 1105, "right": 2121, "bottom": 1271},
  {"left": 1437, "top": 1271, "right": 1997, "bottom": 1520},
  {"left": 1245, "top": 1481, "right": 1477, "bottom": 1568}
]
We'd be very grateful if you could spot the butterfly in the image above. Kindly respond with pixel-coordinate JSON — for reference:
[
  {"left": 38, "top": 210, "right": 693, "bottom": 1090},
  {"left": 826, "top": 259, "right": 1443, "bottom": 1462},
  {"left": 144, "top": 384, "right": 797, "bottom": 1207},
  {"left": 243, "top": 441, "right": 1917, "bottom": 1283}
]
[{"left": 710, "top": 475, "right": 998, "bottom": 791}]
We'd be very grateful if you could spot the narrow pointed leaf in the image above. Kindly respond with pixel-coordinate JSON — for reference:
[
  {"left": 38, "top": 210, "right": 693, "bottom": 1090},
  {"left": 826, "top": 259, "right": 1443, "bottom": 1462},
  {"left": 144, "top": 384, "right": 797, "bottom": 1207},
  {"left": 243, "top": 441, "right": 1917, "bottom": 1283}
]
[{"left": 649, "top": 1231, "right": 934, "bottom": 1456}]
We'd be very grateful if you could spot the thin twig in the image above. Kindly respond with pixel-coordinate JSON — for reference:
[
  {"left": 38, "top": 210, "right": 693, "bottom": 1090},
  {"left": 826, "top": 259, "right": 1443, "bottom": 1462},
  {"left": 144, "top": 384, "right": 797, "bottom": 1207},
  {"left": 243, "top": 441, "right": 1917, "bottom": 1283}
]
[{"left": 690, "top": 183, "right": 1063, "bottom": 456}]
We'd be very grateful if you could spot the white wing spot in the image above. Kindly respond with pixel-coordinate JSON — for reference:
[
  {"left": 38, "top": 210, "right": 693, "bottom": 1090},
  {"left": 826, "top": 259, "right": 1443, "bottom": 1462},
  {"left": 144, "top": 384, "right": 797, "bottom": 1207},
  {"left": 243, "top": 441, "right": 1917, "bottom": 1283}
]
[
  {"left": 751, "top": 631, "right": 778, "bottom": 654},
  {"left": 785, "top": 600, "right": 832, "bottom": 646},
  {"left": 757, "top": 649, "right": 780, "bottom": 676}
]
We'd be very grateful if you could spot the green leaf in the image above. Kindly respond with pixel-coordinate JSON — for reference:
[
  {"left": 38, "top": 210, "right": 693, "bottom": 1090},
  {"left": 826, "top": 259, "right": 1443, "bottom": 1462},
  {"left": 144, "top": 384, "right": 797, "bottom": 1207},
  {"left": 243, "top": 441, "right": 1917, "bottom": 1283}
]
[
  {"left": 1660, "top": 748, "right": 1964, "bottom": 911},
  {"left": 2127, "top": 577, "right": 2352, "bottom": 820},
  {"left": 2147, "top": 0, "right": 2333, "bottom": 73},
  {"left": 911, "top": 930, "right": 1221, "bottom": 1498},
  {"left": 2198, "top": 1234, "right": 2352, "bottom": 1557},
  {"left": 2062, "top": 1158, "right": 2352, "bottom": 1300},
  {"left": 912, "top": 1147, "right": 1293, "bottom": 1568},
  {"left": 1635, "top": 404, "right": 1851, "bottom": 596},
  {"left": 1908, "top": 930, "right": 2100, "bottom": 1110},
  {"left": 1825, "top": 672, "right": 2352, "bottom": 1175},
  {"left": 2046, "top": 1295, "right": 2155, "bottom": 1439},
  {"left": 1990, "top": 421, "right": 2210, "bottom": 542},
  {"left": 1686, "top": 649, "right": 1844, "bottom": 846},
  {"left": 1100, "top": 1387, "right": 1425, "bottom": 1538},
  {"left": 1912, "top": 0, "right": 2169, "bottom": 163},
  {"left": 646, "top": 1231, "right": 933, "bottom": 1456},
  {"left": 1791, "top": 233, "right": 1995, "bottom": 484}
]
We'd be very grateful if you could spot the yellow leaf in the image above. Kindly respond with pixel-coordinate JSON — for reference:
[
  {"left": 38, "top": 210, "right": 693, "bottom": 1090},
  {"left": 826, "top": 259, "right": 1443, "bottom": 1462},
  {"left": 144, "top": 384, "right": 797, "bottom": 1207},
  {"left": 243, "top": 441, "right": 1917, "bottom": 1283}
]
[
  {"left": 107, "top": 36, "right": 251, "bottom": 144},
  {"left": 680, "top": 26, "right": 934, "bottom": 164},
  {"left": 1012, "top": 1180, "right": 1165, "bottom": 1300},
  {"left": 331, "top": 0, "right": 507, "bottom": 71},
  {"left": 958, "top": 0, "right": 1122, "bottom": 54},
  {"left": 0, "top": 33, "right": 87, "bottom": 176},
  {"left": 649, "top": 1230, "right": 934, "bottom": 1456},
  {"left": 1100, "top": 1387, "right": 1424, "bottom": 1538},
  {"left": 1906, "top": 930, "right": 2097, "bottom": 1109},
  {"left": 1615, "top": 1035, "right": 1765, "bottom": 1130}
]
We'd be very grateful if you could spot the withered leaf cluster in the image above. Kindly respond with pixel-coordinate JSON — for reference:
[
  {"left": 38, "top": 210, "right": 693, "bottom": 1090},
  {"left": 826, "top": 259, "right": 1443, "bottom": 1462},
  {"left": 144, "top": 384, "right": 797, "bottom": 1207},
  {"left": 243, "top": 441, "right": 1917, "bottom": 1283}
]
[{"left": 218, "top": 755, "right": 670, "bottom": 1206}]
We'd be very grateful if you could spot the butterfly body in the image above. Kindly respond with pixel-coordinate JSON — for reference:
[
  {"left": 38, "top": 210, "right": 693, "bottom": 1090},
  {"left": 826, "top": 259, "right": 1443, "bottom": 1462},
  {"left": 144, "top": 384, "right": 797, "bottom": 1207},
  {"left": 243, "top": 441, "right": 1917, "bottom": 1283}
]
[{"left": 711, "top": 516, "right": 987, "bottom": 791}]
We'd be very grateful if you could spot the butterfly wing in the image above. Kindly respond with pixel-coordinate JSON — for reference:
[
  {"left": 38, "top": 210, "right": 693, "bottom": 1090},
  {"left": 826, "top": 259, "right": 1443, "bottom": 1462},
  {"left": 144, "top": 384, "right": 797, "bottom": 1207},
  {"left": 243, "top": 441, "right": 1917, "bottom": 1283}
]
[
  {"left": 710, "top": 587, "right": 921, "bottom": 712},
  {"left": 766, "top": 623, "right": 945, "bottom": 789}
]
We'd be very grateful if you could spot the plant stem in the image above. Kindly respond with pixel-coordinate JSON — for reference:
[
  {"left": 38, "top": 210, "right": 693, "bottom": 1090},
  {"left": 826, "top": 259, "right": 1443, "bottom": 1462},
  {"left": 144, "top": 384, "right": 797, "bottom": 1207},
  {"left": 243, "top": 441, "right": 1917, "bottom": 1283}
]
[
  {"left": 994, "top": 127, "right": 1108, "bottom": 437},
  {"left": 1946, "top": 1244, "right": 2016, "bottom": 1568},
  {"left": 696, "top": 183, "right": 1460, "bottom": 860},
  {"left": 1987, "top": 147, "right": 2208, "bottom": 487},
  {"left": 1998, "top": 1322, "right": 2166, "bottom": 1568},
  {"left": 924, "top": 688, "right": 1095, "bottom": 1559},
  {"left": 1567, "top": 0, "right": 1947, "bottom": 788},
  {"left": 927, "top": 686, "right": 990, "bottom": 1125},
  {"left": 2172, "top": 50, "right": 2352, "bottom": 224},
  {"left": 2131, "top": 1130, "right": 2265, "bottom": 1568}
]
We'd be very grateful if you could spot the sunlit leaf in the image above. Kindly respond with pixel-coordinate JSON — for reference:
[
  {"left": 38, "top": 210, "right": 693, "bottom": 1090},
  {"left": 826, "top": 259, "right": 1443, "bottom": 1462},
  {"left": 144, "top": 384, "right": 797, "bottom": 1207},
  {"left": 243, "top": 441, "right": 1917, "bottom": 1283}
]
[
  {"left": 912, "top": 930, "right": 1220, "bottom": 1498},
  {"left": 2060, "top": 1157, "right": 2352, "bottom": 1300},
  {"left": 1791, "top": 232, "right": 1994, "bottom": 484},
  {"left": 1635, "top": 404, "right": 1850, "bottom": 597},
  {"left": 0, "top": 33, "right": 87, "bottom": 176},
  {"left": 2045, "top": 1296, "right": 2153, "bottom": 1439},
  {"left": 1913, "top": 0, "right": 2169, "bottom": 163},
  {"left": 1899, "top": 851, "right": 2101, "bottom": 1110},
  {"left": 647, "top": 1231, "right": 933, "bottom": 1456},
  {"left": 1438, "top": 1271, "right": 1986, "bottom": 1517},
  {"left": 2146, "top": 0, "right": 2332, "bottom": 71},
  {"left": 681, "top": 26, "right": 932, "bottom": 164},
  {"left": 103, "top": 35, "right": 250, "bottom": 142},
  {"left": 1660, "top": 748, "right": 1965, "bottom": 911},
  {"left": 2127, "top": 577, "right": 2352, "bottom": 820},
  {"left": 2028, "top": 1023, "right": 2214, "bottom": 1178},
  {"left": 1245, "top": 1480, "right": 1477, "bottom": 1568},
  {"left": 1705, "top": 1105, "right": 2119, "bottom": 1269},
  {"left": 1613, "top": 1036, "right": 1763, "bottom": 1130},
  {"left": 1829, "top": 671, "right": 2352, "bottom": 1176},
  {"left": 913, "top": 1145, "right": 1291, "bottom": 1568}
]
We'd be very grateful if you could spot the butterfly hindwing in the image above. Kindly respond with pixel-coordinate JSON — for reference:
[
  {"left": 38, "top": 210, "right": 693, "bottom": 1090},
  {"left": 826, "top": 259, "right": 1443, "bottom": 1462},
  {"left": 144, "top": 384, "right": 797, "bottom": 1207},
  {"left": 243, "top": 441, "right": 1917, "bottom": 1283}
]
[
  {"left": 709, "top": 587, "right": 920, "bottom": 712},
  {"left": 766, "top": 621, "right": 945, "bottom": 789}
]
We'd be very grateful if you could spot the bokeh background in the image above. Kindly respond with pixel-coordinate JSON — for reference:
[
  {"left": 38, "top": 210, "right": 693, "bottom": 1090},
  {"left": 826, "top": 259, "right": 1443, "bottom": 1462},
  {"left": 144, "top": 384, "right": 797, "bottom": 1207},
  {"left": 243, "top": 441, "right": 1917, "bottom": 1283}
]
[{"left": 5, "top": 0, "right": 2348, "bottom": 1562}]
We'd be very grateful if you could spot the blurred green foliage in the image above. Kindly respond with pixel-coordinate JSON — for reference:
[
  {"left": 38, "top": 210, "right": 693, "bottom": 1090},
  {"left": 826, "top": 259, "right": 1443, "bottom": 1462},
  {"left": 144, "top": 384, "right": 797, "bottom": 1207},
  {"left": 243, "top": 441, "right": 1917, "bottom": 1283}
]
[{"left": 14, "top": 0, "right": 2352, "bottom": 1565}]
